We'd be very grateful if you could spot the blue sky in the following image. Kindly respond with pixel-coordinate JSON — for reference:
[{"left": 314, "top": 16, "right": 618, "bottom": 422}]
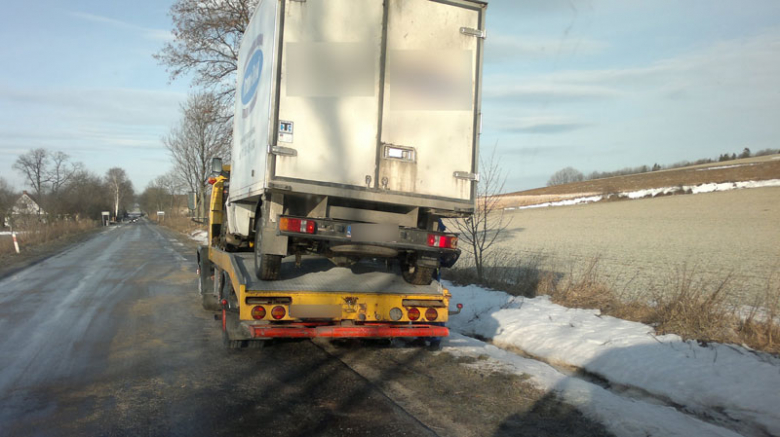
[{"left": 1, "top": 0, "right": 779, "bottom": 193}]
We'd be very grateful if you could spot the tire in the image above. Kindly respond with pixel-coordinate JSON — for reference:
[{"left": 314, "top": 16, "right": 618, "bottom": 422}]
[
  {"left": 222, "top": 329, "right": 244, "bottom": 349},
  {"left": 253, "top": 212, "right": 282, "bottom": 281},
  {"left": 201, "top": 292, "right": 220, "bottom": 312},
  {"left": 222, "top": 300, "right": 245, "bottom": 350},
  {"left": 198, "top": 252, "right": 220, "bottom": 311},
  {"left": 402, "top": 264, "right": 435, "bottom": 286},
  {"left": 427, "top": 338, "right": 443, "bottom": 351},
  {"left": 247, "top": 340, "right": 266, "bottom": 349}
]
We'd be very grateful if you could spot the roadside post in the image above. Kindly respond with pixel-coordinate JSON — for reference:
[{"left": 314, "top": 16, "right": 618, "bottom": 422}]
[
  {"left": 12, "top": 231, "right": 20, "bottom": 254},
  {"left": 101, "top": 211, "right": 110, "bottom": 227},
  {"left": 157, "top": 211, "right": 165, "bottom": 223}
]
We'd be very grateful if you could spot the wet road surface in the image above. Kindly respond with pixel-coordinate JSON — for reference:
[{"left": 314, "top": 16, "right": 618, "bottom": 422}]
[{"left": 0, "top": 221, "right": 608, "bottom": 437}]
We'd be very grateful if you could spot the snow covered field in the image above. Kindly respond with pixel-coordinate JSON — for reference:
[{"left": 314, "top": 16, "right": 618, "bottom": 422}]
[
  {"left": 444, "top": 281, "right": 780, "bottom": 437},
  {"left": 506, "top": 179, "right": 780, "bottom": 210}
]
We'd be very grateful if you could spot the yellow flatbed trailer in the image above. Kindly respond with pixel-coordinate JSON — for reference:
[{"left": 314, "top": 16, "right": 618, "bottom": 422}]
[
  {"left": 199, "top": 248, "right": 455, "bottom": 348},
  {"left": 197, "top": 175, "right": 459, "bottom": 348}
]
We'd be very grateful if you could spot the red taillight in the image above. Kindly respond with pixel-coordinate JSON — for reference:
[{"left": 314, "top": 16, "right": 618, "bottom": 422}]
[
  {"left": 427, "top": 234, "right": 457, "bottom": 249},
  {"left": 271, "top": 306, "right": 286, "bottom": 320},
  {"left": 279, "top": 217, "right": 316, "bottom": 234},
  {"left": 408, "top": 307, "right": 420, "bottom": 321},
  {"left": 208, "top": 177, "right": 217, "bottom": 185},
  {"left": 425, "top": 308, "right": 438, "bottom": 321},
  {"left": 251, "top": 306, "right": 266, "bottom": 320}
]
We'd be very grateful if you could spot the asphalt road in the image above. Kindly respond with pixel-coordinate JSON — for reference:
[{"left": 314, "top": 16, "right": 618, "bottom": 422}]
[{"left": 0, "top": 220, "right": 608, "bottom": 437}]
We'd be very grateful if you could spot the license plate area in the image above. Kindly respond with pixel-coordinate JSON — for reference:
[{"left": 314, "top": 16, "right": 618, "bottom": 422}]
[
  {"left": 289, "top": 305, "right": 342, "bottom": 319},
  {"left": 349, "top": 223, "right": 400, "bottom": 243}
]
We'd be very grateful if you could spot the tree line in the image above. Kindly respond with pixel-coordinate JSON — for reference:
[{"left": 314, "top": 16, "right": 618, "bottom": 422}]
[
  {"left": 547, "top": 147, "right": 780, "bottom": 186},
  {"left": 1, "top": 148, "right": 134, "bottom": 227}
]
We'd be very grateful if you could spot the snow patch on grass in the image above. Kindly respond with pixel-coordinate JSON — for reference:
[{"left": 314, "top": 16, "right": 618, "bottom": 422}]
[
  {"left": 509, "top": 179, "right": 780, "bottom": 210},
  {"left": 444, "top": 281, "right": 780, "bottom": 436},
  {"left": 189, "top": 229, "right": 208, "bottom": 245}
]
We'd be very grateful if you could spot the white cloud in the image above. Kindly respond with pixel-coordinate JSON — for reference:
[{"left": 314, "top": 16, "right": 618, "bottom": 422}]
[
  {"left": 488, "top": 115, "right": 589, "bottom": 134},
  {"left": 69, "top": 11, "right": 173, "bottom": 42},
  {"left": 483, "top": 80, "right": 622, "bottom": 103},
  {"left": 486, "top": 33, "right": 609, "bottom": 63}
]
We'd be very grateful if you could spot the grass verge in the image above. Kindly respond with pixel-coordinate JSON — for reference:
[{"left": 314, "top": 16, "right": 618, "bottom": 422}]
[
  {"left": 445, "top": 254, "right": 780, "bottom": 355},
  {"left": 154, "top": 215, "right": 206, "bottom": 236},
  {"left": 0, "top": 220, "right": 98, "bottom": 256}
]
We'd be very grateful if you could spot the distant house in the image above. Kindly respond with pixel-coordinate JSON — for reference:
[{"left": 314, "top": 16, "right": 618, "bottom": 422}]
[{"left": 4, "top": 191, "right": 46, "bottom": 227}]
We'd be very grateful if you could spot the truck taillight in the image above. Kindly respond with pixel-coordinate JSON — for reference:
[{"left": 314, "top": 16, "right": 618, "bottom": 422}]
[
  {"left": 251, "top": 306, "right": 266, "bottom": 320},
  {"left": 407, "top": 307, "right": 420, "bottom": 321},
  {"left": 425, "top": 308, "right": 438, "bottom": 321},
  {"left": 279, "top": 217, "right": 316, "bottom": 234},
  {"left": 427, "top": 234, "right": 457, "bottom": 249},
  {"left": 271, "top": 306, "right": 286, "bottom": 320}
]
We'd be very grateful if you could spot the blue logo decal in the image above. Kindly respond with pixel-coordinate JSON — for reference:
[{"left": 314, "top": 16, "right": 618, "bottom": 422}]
[{"left": 241, "top": 49, "right": 264, "bottom": 106}]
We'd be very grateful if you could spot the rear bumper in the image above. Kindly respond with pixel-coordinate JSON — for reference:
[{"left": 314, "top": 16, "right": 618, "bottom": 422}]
[{"left": 245, "top": 323, "right": 448, "bottom": 339}]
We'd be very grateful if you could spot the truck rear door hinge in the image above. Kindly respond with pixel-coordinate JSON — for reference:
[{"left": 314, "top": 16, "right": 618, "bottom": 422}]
[
  {"left": 269, "top": 145, "right": 298, "bottom": 157},
  {"left": 454, "top": 171, "right": 480, "bottom": 182},
  {"left": 460, "top": 27, "right": 486, "bottom": 39}
]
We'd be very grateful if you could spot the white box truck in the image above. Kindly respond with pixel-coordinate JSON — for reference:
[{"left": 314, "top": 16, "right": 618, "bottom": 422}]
[{"left": 215, "top": 0, "right": 487, "bottom": 285}]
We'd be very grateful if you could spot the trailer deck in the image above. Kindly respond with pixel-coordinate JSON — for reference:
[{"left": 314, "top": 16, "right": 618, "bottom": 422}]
[
  {"left": 233, "top": 254, "right": 444, "bottom": 295},
  {"left": 203, "top": 247, "right": 454, "bottom": 345}
]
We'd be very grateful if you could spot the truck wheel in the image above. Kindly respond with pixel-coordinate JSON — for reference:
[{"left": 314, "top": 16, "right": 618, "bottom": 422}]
[
  {"left": 402, "top": 264, "right": 435, "bottom": 285},
  {"left": 254, "top": 216, "right": 282, "bottom": 280}
]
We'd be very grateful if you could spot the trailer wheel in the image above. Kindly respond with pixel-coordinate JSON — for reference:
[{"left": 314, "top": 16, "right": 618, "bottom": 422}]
[
  {"left": 200, "top": 270, "right": 222, "bottom": 312},
  {"left": 222, "top": 308, "right": 245, "bottom": 349},
  {"left": 427, "top": 338, "right": 443, "bottom": 351},
  {"left": 198, "top": 250, "right": 220, "bottom": 311},
  {"left": 401, "top": 263, "right": 435, "bottom": 285},
  {"left": 254, "top": 216, "right": 282, "bottom": 280},
  {"left": 222, "top": 330, "right": 244, "bottom": 349},
  {"left": 247, "top": 340, "right": 266, "bottom": 349}
]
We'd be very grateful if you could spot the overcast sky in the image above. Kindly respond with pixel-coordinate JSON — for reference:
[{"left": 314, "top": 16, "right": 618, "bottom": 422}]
[{"left": 1, "top": 0, "right": 779, "bottom": 193}]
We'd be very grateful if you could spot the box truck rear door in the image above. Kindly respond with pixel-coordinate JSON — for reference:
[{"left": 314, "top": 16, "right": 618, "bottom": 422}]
[
  {"left": 379, "top": 0, "right": 483, "bottom": 202},
  {"left": 274, "top": 0, "right": 384, "bottom": 189}
]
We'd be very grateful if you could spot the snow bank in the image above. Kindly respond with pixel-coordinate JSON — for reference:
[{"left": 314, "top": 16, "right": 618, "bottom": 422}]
[
  {"left": 507, "top": 179, "right": 780, "bottom": 210},
  {"left": 506, "top": 195, "right": 603, "bottom": 211},
  {"left": 696, "top": 163, "right": 754, "bottom": 171},
  {"left": 189, "top": 229, "right": 208, "bottom": 245},
  {"left": 445, "top": 281, "right": 780, "bottom": 436},
  {"left": 444, "top": 334, "right": 742, "bottom": 437}
]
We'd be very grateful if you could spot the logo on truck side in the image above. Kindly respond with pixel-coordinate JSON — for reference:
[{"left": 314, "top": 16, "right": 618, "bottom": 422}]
[{"left": 241, "top": 34, "right": 264, "bottom": 118}]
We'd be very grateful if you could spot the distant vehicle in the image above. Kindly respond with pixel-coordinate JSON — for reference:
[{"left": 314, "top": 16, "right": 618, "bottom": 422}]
[{"left": 214, "top": 0, "right": 487, "bottom": 285}]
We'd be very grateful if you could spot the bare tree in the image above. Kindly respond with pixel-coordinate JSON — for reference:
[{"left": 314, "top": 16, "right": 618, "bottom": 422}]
[
  {"left": 0, "top": 177, "right": 17, "bottom": 227},
  {"left": 547, "top": 167, "right": 584, "bottom": 186},
  {"left": 105, "top": 168, "right": 135, "bottom": 220},
  {"left": 48, "top": 151, "right": 81, "bottom": 195},
  {"left": 13, "top": 148, "right": 50, "bottom": 203},
  {"left": 164, "top": 92, "right": 231, "bottom": 220},
  {"left": 60, "top": 170, "right": 111, "bottom": 221},
  {"left": 455, "top": 148, "right": 511, "bottom": 283},
  {"left": 155, "top": 0, "right": 258, "bottom": 106}
]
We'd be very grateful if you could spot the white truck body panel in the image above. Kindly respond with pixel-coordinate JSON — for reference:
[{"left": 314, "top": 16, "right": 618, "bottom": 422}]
[{"left": 231, "top": 0, "right": 486, "bottom": 213}]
